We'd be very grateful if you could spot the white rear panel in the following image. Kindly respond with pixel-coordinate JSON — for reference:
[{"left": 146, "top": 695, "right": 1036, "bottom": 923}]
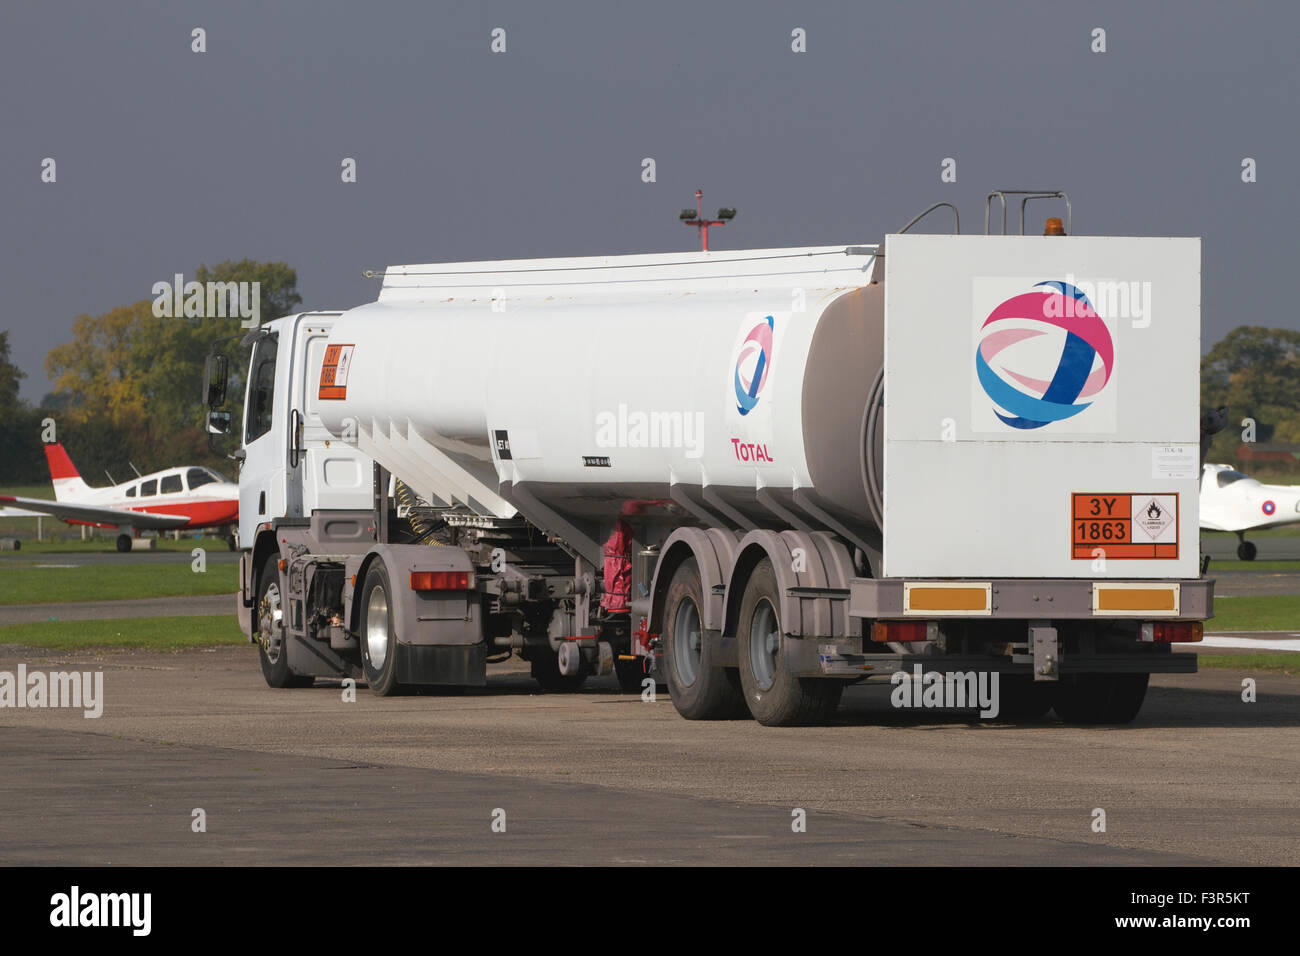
[{"left": 883, "top": 234, "right": 1201, "bottom": 579}]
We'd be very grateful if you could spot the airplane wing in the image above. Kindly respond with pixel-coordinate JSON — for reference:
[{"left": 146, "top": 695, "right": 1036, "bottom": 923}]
[{"left": 0, "top": 496, "right": 191, "bottom": 530}]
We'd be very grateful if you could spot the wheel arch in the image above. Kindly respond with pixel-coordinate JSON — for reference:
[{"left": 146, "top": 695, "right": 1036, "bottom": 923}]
[
  {"left": 648, "top": 527, "right": 737, "bottom": 636},
  {"left": 722, "top": 530, "right": 857, "bottom": 639}
]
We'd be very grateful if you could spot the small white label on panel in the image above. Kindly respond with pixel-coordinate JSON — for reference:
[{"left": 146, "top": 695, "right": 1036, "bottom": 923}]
[{"left": 1151, "top": 446, "right": 1197, "bottom": 480}]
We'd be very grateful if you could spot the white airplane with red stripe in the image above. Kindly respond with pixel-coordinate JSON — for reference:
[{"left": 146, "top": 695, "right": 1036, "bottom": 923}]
[{"left": 0, "top": 444, "right": 239, "bottom": 552}]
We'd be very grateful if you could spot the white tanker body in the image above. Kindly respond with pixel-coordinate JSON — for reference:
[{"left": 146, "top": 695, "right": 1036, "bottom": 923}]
[
  {"left": 216, "top": 196, "right": 1214, "bottom": 726},
  {"left": 317, "top": 246, "right": 884, "bottom": 552}
]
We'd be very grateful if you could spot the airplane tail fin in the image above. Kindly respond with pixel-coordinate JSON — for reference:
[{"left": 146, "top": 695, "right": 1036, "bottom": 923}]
[{"left": 44, "top": 443, "right": 90, "bottom": 501}]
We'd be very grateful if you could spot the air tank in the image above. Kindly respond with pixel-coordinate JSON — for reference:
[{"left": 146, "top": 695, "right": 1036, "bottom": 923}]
[{"left": 315, "top": 245, "right": 885, "bottom": 547}]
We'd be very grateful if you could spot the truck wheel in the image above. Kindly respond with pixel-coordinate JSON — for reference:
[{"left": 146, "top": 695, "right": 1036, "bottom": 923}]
[
  {"left": 662, "top": 559, "right": 746, "bottom": 719},
  {"left": 359, "top": 561, "right": 406, "bottom": 696},
  {"left": 996, "top": 674, "right": 1056, "bottom": 721},
  {"left": 735, "top": 558, "right": 842, "bottom": 726},
  {"left": 1053, "top": 673, "right": 1149, "bottom": 725},
  {"left": 530, "top": 654, "right": 587, "bottom": 691},
  {"left": 256, "top": 555, "right": 313, "bottom": 688},
  {"left": 116, "top": 534, "right": 131, "bottom": 553}
]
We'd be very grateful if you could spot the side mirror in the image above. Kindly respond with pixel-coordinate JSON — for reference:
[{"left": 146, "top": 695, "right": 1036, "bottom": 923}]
[
  {"left": 207, "top": 410, "right": 232, "bottom": 435},
  {"left": 203, "top": 353, "right": 229, "bottom": 408}
]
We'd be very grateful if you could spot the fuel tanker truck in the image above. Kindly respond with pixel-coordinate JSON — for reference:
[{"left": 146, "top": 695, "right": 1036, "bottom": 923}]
[{"left": 204, "top": 194, "right": 1212, "bottom": 725}]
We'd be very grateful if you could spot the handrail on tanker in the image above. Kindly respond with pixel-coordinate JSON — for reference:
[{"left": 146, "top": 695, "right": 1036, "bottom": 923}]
[{"left": 985, "top": 190, "right": 1072, "bottom": 236}]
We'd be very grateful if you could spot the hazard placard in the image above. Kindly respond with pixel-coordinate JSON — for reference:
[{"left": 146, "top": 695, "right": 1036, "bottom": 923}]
[
  {"left": 1071, "top": 493, "right": 1179, "bottom": 559},
  {"left": 318, "top": 344, "right": 354, "bottom": 401}
]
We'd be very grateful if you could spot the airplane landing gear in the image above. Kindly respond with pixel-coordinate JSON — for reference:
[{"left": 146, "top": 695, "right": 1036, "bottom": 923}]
[
  {"left": 1237, "top": 540, "right": 1257, "bottom": 561},
  {"left": 115, "top": 533, "right": 131, "bottom": 553}
]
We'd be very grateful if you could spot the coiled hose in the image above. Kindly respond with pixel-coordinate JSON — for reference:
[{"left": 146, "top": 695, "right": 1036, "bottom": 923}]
[{"left": 394, "top": 478, "right": 440, "bottom": 542}]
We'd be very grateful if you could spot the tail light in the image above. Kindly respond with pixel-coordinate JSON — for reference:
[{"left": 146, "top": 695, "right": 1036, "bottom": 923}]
[
  {"left": 872, "top": 621, "right": 933, "bottom": 643},
  {"left": 410, "top": 570, "right": 474, "bottom": 591},
  {"left": 1140, "top": 621, "right": 1203, "bottom": 643}
]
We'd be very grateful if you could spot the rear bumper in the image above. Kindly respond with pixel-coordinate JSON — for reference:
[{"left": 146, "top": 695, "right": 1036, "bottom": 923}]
[
  {"left": 849, "top": 577, "right": 1213, "bottom": 620},
  {"left": 792, "top": 646, "right": 1196, "bottom": 679}
]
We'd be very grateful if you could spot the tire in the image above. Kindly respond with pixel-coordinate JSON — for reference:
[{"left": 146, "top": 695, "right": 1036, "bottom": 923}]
[
  {"left": 359, "top": 560, "right": 406, "bottom": 696},
  {"left": 1237, "top": 540, "right": 1257, "bottom": 561},
  {"left": 226, "top": 533, "right": 237, "bottom": 552},
  {"left": 662, "top": 559, "right": 747, "bottom": 720},
  {"left": 735, "top": 558, "right": 843, "bottom": 726},
  {"left": 256, "top": 554, "right": 313, "bottom": 688},
  {"left": 1053, "top": 673, "right": 1149, "bottom": 725},
  {"left": 995, "top": 674, "right": 1056, "bottom": 721},
  {"left": 115, "top": 534, "right": 131, "bottom": 553},
  {"left": 530, "top": 654, "right": 587, "bottom": 692}
]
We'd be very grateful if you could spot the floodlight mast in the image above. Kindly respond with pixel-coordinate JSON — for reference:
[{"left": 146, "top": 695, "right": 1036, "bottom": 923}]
[{"left": 679, "top": 188, "right": 735, "bottom": 251}]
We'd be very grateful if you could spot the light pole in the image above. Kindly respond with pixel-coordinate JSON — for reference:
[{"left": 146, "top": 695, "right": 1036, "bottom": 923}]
[{"left": 679, "top": 189, "right": 736, "bottom": 251}]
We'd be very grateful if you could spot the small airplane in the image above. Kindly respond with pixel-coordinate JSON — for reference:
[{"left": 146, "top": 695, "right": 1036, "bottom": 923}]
[
  {"left": 1200, "top": 462, "right": 1300, "bottom": 560},
  {"left": 0, "top": 443, "right": 239, "bottom": 552}
]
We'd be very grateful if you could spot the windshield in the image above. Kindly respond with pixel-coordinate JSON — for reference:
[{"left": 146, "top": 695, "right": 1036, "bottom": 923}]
[
  {"left": 1216, "top": 469, "right": 1250, "bottom": 488},
  {"left": 186, "top": 467, "right": 224, "bottom": 490}
]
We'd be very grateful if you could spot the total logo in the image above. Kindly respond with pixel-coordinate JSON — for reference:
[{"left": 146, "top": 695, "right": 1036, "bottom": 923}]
[
  {"left": 975, "top": 281, "right": 1115, "bottom": 430},
  {"left": 734, "top": 315, "right": 774, "bottom": 416}
]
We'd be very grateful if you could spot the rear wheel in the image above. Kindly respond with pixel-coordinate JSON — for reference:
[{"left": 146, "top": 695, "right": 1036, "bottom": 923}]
[
  {"left": 257, "top": 555, "right": 313, "bottom": 688},
  {"left": 1053, "top": 673, "right": 1149, "bottom": 724},
  {"left": 359, "top": 560, "right": 405, "bottom": 696},
  {"left": 1237, "top": 540, "right": 1257, "bottom": 561},
  {"left": 662, "top": 559, "right": 746, "bottom": 719},
  {"left": 735, "top": 559, "right": 842, "bottom": 726}
]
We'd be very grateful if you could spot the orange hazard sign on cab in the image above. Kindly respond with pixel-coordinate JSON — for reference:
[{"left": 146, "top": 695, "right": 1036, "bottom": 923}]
[
  {"left": 1071, "top": 493, "right": 1179, "bottom": 559},
  {"left": 318, "top": 344, "right": 355, "bottom": 400}
]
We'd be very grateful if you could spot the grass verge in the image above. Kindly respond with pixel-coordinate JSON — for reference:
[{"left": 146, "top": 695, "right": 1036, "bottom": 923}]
[
  {"left": 1197, "top": 654, "right": 1298, "bottom": 675},
  {"left": 0, "top": 563, "right": 237, "bottom": 605},
  {"left": 1210, "top": 594, "right": 1300, "bottom": 631},
  {"left": 0, "top": 615, "right": 245, "bottom": 650}
]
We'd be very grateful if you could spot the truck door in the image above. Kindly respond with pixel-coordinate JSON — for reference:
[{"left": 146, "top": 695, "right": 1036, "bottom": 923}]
[
  {"left": 290, "top": 318, "right": 372, "bottom": 517},
  {"left": 238, "top": 329, "right": 286, "bottom": 545}
]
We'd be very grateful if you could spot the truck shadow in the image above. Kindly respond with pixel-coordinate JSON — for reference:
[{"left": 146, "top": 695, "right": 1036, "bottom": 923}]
[{"left": 829, "top": 682, "right": 1300, "bottom": 729}]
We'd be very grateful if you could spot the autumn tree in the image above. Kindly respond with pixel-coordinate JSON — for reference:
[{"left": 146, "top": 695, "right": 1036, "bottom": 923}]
[
  {"left": 1201, "top": 326, "right": 1300, "bottom": 463},
  {"left": 43, "top": 260, "right": 301, "bottom": 477}
]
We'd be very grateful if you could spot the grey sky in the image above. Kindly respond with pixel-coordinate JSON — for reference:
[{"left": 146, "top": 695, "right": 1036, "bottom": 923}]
[{"left": 2, "top": 0, "right": 1296, "bottom": 401}]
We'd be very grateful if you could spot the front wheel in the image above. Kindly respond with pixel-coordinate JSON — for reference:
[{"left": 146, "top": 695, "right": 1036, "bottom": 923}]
[
  {"left": 257, "top": 555, "right": 313, "bottom": 688},
  {"left": 359, "top": 560, "right": 406, "bottom": 696},
  {"left": 735, "top": 558, "right": 842, "bottom": 726},
  {"left": 115, "top": 533, "right": 131, "bottom": 553},
  {"left": 1237, "top": 540, "right": 1257, "bottom": 561}
]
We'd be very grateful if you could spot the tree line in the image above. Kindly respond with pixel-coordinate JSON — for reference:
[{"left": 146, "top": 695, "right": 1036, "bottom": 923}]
[{"left": 1, "top": 260, "right": 300, "bottom": 485}]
